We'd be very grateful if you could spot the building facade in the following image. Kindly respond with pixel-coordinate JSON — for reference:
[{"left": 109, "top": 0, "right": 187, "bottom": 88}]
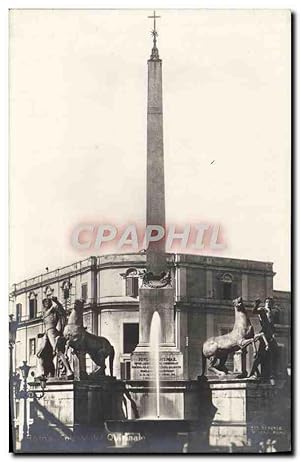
[{"left": 10, "top": 253, "right": 291, "bottom": 381}]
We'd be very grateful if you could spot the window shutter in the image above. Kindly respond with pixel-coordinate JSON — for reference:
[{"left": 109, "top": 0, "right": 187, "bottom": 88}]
[
  {"left": 81, "top": 283, "right": 88, "bottom": 300},
  {"left": 29, "top": 299, "right": 37, "bottom": 319},
  {"left": 132, "top": 277, "right": 139, "bottom": 297},
  {"left": 126, "top": 278, "right": 134, "bottom": 297}
]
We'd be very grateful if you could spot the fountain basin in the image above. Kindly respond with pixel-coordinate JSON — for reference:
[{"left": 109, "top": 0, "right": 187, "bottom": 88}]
[
  {"left": 125, "top": 379, "right": 212, "bottom": 421},
  {"left": 105, "top": 418, "right": 193, "bottom": 432},
  {"left": 103, "top": 418, "right": 207, "bottom": 453}
]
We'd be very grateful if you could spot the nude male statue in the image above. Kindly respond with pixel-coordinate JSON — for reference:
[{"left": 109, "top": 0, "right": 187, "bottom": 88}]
[
  {"left": 36, "top": 296, "right": 73, "bottom": 379},
  {"left": 248, "top": 297, "right": 279, "bottom": 379}
]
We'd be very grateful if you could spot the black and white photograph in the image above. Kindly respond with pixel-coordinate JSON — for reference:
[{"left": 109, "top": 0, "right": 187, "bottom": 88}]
[{"left": 8, "top": 8, "right": 292, "bottom": 454}]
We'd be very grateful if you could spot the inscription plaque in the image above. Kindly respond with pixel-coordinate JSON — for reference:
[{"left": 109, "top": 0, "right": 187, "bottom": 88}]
[{"left": 131, "top": 351, "right": 183, "bottom": 380}]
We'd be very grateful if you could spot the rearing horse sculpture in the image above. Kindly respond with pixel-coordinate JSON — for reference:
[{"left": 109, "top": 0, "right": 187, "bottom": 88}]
[
  {"left": 202, "top": 297, "right": 254, "bottom": 376},
  {"left": 63, "top": 299, "right": 115, "bottom": 376}
]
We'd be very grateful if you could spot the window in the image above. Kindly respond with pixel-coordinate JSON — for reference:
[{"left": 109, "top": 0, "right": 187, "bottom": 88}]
[
  {"left": 29, "top": 338, "right": 36, "bottom": 356},
  {"left": 123, "top": 323, "right": 139, "bottom": 354},
  {"left": 62, "top": 280, "right": 72, "bottom": 300},
  {"left": 223, "top": 282, "right": 232, "bottom": 300},
  {"left": 120, "top": 360, "right": 131, "bottom": 380},
  {"left": 81, "top": 283, "right": 88, "bottom": 301},
  {"left": 29, "top": 297, "right": 37, "bottom": 319},
  {"left": 16, "top": 303, "right": 22, "bottom": 321},
  {"left": 221, "top": 273, "right": 233, "bottom": 300},
  {"left": 63, "top": 287, "right": 70, "bottom": 300},
  {"left": 126, "top": 277, "right": 139, "bottom": 298}
]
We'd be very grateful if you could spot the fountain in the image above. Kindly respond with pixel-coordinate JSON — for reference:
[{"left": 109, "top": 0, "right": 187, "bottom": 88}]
[
  {"left": 149, "top": 311, "right": 161, "bottom": 419},
  {"left": 22, "top": 13, "right": 290, "bottom": 453},
  {"left": 104, "top": 13, "right": 215, "bottom": 449},
  {"left": 26, "top": 15, "right": 213, "bottom": 452}
]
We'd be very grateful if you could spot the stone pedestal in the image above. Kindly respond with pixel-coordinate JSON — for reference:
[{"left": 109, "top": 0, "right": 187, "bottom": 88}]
[
  {"left": 24, "top": 377, "right": 290, "bottom": 453},
  {"left": 27, "top": 377, "right": 125, "bottom": 451},
  {"left": 139, "top": 287, "right": 175, "bottom": 345},
  {"left": 207, "top": 378, "right": 290, "bottom": 451},
  {"left": 131, "top": 281, "right": 183, "bottom": 380}
]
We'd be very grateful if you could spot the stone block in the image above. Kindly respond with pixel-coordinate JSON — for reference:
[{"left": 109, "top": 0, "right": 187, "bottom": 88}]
[
  {"left": 207, "top": 378, "right": 290, "bottom": 449},
  {"left": 29, "top": 378, "right": 124, "bottom": 433},
  {"left": 139, "top": 287, "right": 175, "bottom": 344}
]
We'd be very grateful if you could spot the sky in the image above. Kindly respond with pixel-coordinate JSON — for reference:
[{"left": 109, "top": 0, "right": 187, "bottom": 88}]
[{"left": 9, "top": 9, "right": 291, "bottom": 290}]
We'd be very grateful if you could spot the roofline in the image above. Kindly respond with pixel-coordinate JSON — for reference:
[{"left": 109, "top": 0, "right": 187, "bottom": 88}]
[{"left": 10, "top": 251, "right": 275, "bottom": 294}]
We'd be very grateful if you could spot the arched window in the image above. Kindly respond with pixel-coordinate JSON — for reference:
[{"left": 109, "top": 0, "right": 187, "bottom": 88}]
[
  {"left": 61, "top": 280, "right": 72, "bottom": 300},
  {"left": 221, "top": 273, "right": 233, "bottom": 300},
  {"left": 121, "top": 268, "right": 140, "bottom": 298},
  {"left": 126, "top": 277, "right": 139, "bottom": 298}
]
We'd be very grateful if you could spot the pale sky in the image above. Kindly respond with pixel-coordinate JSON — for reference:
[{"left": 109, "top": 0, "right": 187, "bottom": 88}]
[{"left": 9, "top": 9, "right": 291, "bottom": 290}]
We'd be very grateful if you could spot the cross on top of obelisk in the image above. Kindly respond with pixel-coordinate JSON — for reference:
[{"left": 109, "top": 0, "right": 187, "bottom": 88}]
[{"left": 148, "top": 10, "right": 161, "bottom": 60}]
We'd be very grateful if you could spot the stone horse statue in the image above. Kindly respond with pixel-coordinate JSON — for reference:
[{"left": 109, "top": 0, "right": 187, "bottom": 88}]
[
  {"left": 201, "top": 297, "right": 255, "bottom": 376},
  {"left": 63, "top": 299, "right": 115, "bottom": 377}
]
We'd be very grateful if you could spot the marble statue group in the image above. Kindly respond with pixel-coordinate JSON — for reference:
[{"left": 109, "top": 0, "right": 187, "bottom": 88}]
[
  {"left": 36, "top": 293, "right": 279, "bottom": 382},
  {"left": 202, "top": 296, "right": 280, "bottom": 379},
  {"left": 36, "top": 296, "right": 114, "bottom": 380}
]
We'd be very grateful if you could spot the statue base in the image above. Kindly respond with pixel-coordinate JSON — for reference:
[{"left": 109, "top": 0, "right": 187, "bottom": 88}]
[
  {"left": 205, "top": 377, "right": 290, "bottom": 451},
  {"left": 25, "top": 377, "right": 125, "bottom": 452},
  {"left": 21, "top": 377, "right": 290, "bottom": 453},
  {"left": 22, "top": 378, "right": 212, "bottom": 453}
]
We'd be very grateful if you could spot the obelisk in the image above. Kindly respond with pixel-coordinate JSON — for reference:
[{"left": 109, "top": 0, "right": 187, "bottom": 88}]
[
  {"left": 131, "top": 13, "right": 183, "bottom": 382},
  {"left": 146, "top": 11, "right": 166, "bottom": 275}
]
